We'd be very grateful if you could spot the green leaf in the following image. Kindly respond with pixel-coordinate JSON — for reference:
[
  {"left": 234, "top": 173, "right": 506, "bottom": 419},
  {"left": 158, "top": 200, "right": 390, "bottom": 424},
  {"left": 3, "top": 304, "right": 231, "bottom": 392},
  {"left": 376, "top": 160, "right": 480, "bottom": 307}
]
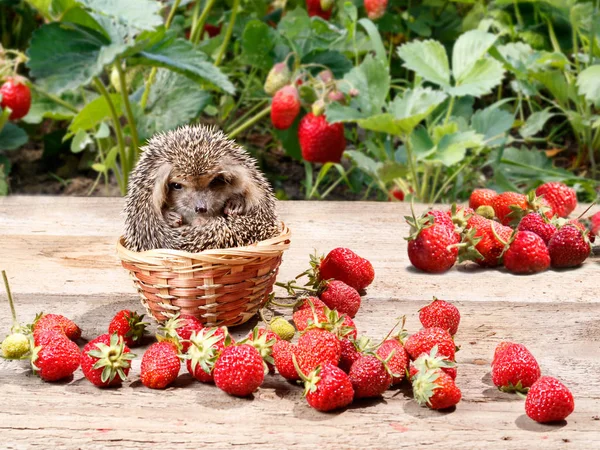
[
  {"left": 22, "top": 92, "right": 77, "bottom": 124},
  {"left": 0, "top": 123, "right": 28, "bottom": 150},
  {"left": 397, "top": 39, "right": 450, "bottom": 88},
  {"left": 302, "top": 51, "right": 353, "bottom": 78},
  {"left": 70, "top": 129, "right": 93, "bottom": 153},
  {"left": 434, "top": 131, "right": 483, "bottom": 166},
  {"left": 378, "top": 161, "right": 408, "bottom": 183},
  {"left": 130, "top": 34, "right": 235, "bottom": 94},
  {"left": 339, "top": 54, "right": 390, "bottom": 117},
  {"left": 133, "top": 69, "right": 211, "bottom": 141},
  {"left": 411, "top": 126, "right": 436, "bottom": 160},
  {"left": 358, "top": 18, "right": 387, "bottom": 66},
  {"left": 78, "top": 0, "right": 163, "bottom": 31},
  {"left": 68, "top": 94, "right": 122, "bottom": 137},
  {"left": 277, "top": 8, "right": 312, "bottom": 57},
  {"left": 471, "top": 103, "right": 514, "bottom": 146},
  {"left": 576, "top": 65, "right": 600, "bottom": 107},
  {"left": 519, "top": 108, "right": 557, "bottom": 138},
  {"left": 448, "top": 58, "right": 505, "bottom": 97},
  {"left": 388, "top": 88, "right": 448, "bottom": 135},
  {"left": 452, "top": 30, "right": 498, "bottom": 82},
  {"left": 26, "top": 22, "right": 128, "bottom": 94},
  {"left": 241, "top": 20, "right": 278, "bottom": 70},
  {"left": 532, "top": 71, "right": 569, "bottom": 107},
  {"left": 345, "top": 150, "right": 382, "bottom": 179}
]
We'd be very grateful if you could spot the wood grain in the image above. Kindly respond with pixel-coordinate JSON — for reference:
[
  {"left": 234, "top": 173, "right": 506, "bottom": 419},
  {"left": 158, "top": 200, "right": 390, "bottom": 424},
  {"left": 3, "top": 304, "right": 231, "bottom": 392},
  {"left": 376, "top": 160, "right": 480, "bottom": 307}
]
[{"left": 0, "top": 196, "right": 599, "bottom": 449}]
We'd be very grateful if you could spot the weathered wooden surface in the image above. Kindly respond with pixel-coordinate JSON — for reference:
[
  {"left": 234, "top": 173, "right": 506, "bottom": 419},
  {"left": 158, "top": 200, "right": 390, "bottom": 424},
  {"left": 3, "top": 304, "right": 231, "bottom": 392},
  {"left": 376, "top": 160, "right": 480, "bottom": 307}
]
[{"left": 0, "top": 196, "right": 599, "bottom": 449}]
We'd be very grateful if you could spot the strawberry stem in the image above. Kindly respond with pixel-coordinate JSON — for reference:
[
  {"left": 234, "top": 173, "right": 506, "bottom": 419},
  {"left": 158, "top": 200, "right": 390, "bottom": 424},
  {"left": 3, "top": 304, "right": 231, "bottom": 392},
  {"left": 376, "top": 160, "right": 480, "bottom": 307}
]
[{"left": 2, "top": 270, "right": 18, "bottom": 328}]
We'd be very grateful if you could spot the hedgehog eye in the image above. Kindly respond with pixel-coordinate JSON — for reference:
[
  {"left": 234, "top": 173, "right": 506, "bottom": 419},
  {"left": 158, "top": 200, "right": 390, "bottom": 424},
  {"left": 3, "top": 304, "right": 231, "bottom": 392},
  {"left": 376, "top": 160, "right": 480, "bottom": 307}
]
[
  {"left": 170, "top": 182, "right": 182, "bottom": 190},
  {"left": 209, "top": 176, "right": 227, "bottom": 187}
]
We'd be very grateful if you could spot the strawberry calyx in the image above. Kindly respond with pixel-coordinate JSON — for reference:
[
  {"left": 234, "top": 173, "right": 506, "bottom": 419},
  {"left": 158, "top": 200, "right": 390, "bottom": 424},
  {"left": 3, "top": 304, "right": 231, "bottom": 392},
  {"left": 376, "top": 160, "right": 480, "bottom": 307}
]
[
  {"left": 186, "top": 327, "right": 230, "bottom": 376},
  {"left": 454, "top": 227, "right": 484, "bottom": 263},
  {"left": 86, "top": 333, "right": 136, "bottom": 384},
  {"left": 412, "top": 368, "right": 444, "bottom": 406},
  {"left": 240, "top": 326, "right": 278, "bottom": 370},
  {"left": 404, "top": 204, "right": 435, "bottom": 241},
  {"left": 507, "top": 191, "right": 554, "bottom": 226},
  {"left": 499, "top": 380, "right": 529, "bottom": 394},
  {"left": 123, "top": 311, "right": 149, "bottom": 345},
  {"left": 412, "top": 345, "right": 456, "bottom": 376},
  {"left": 291, "top": 353, "right": 322, "bottom": 396},
  {"left": 448, "top": 204, "right": 473, "bottom": 233}
]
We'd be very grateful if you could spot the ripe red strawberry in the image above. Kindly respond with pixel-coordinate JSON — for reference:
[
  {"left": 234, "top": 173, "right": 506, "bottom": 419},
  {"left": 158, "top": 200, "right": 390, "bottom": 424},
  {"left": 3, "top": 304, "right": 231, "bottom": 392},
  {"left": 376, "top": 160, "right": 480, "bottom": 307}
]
[
  {"left": 469, "top": 189, "right": 497, "bottom": 210},
  {"left": 270, "top": 85, "right": 301, "bottom": 130},
  {"left": 591, "top": 211, "right": 600, "bottom": 236},
  {"left": 296, "top": 296, "right": 327, "bottom": 311},
  {"left": 292, "top": 305, "right": 327, "bottom": 331},
  {"left": 427, "top": 209, "right": 456, "bottom": 232},
  {"left": 158, "top": 313, "right": 204, "bottom": 352},
  {"left": 517, "top": 213, "right": 557, "bottom": 245},
  {"left": 376, "top": 339, "right": 408, "bottom": 385},
  {"left": 548, "top": 224, "right": 591, "bottom": 268},
  {"left": 525, "top": 376, "right": 575, "bottom": 423},
  {"left": 298, "top": 113, "right": 346, "bottom": 163},
  {"left": 272, "top": 340, "right": 300, "bottom": 381},
  {"left": 390, "top": 186, "right": 404, "bottom": 201},
  {"left": 81, "top": 333, "right": 135, "bottom": 387},
  {"left": 264, "top": 62, "right": 291, "bottom": 95},
  {"left": 348, "top": 355, "right": 392, "bottom": 398},
  {"left": 491, "top": 192, "right": 528, "bottom": 225},
  {"left": 0, "top": 78, "right": 31, "bottom": 120},
  {"left": 492, "top": 343, "right": 541, "bottom": 392},
  {"left": 503, "top": 231, "right": 551, "bottom": 274},
  {"left": 108, "top": 310, "right": 148, "bottom": 347},
  {"left": 203, "top": 23, "right": 221, "bottom": 37},
  {"left": 319, "top": 280, "right": 361, "bottom": 318},
  {"left": 186, "top": 327, "right": 231, "bottom": 383},
  {"left": 404, "top": 327, "right": 455, "bottom": 361},
  {"left": 406, "top": 212, "right": 460, "bottom": 273},
  {"left": 463, "top": 215, "right": 512, "bottom": 267},
  {"left": 296, "top": 328, "right": 341, "bottom": 373},
  {"left": 410, "top": 345, "right": 457, "bottom": 381},
  {"left": 31, "top": 330, "right": 80, "bottom": 382},
  {"left": 536, "top": 182, "right": 577, "bottom": 218},
  {"left": 419, "top": 298, "right": 460, "bottom": 336},
  {"left": 244, "top": 326, "right": 279, "bottom": 372},
  {"left": 213, "top": 344, "right": 265, "bottom": 397},
  {"left": 298, "top": 363, "right": 354, "bottom": 412},
  {"left": 306, "top": 0, "right": 332, "bottom": 19},
  {"left": 364, "top": 0, "right": 387, "bottom": 19},
  {"left": 33, "top": 313, "right": 81, "bottom": 341},
  {"left": 316, "top": 247, "right": 375, "bottom": 292},
  {"left": 412, "top": 369, "right": 461, "bottom": 410},
  {"left": 492, "top": 341, "right": 515, "bottom": 367},
  {"left": 140, "top": 341, "right": 181, "bottom": 389},
  {"left": 339, "top": 338, "right": 362, "bottom": 373}
]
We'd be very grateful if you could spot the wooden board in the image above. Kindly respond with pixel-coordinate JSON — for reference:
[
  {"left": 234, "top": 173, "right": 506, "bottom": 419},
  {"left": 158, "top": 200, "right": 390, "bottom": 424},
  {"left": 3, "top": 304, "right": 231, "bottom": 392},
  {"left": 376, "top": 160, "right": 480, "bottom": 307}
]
[{"left": 0, "top": 196, "right": 599, "bottom": 449}]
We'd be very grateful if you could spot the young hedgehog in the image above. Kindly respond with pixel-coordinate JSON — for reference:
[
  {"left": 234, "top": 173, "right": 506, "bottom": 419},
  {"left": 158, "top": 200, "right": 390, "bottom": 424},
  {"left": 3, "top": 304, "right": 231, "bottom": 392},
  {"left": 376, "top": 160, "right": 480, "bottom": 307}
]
[{"left": 123, "top": 125, "right": 280, "bottom": 252}]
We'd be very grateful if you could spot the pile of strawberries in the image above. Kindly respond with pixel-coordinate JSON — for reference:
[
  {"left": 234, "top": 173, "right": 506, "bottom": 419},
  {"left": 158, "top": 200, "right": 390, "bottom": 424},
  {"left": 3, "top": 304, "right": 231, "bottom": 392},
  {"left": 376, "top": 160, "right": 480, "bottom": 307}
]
[
  {"left": 406, "top": 181, "right": 597, "bottom": 274},
  {"left": 492, "top": 341, "right": 574, "bottom": 423}
]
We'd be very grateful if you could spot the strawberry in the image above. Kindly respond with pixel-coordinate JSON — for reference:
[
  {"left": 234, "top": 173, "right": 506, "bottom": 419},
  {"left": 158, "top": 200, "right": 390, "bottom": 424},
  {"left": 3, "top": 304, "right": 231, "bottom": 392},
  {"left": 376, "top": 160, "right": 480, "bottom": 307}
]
[
  {"left": 264, "top": 62, "right": 291, "bottom": 96},
  {"left": 1, "top": 332, "right": 30, "bottom": 359},
  {"left": 503, "top": 231, "right": 551, "bottom": 275},
  {"left": 270, "top": 85, "right": 301, "bottom": 130},
  {"left": 297, "top": 363, "right": 354, "bottom": 412},
  {"left": 376, "top": 339, "right": 408, "bottom": 385},
  {"left": 140, "top": 341, "right": 181, "bottom": 389},
  {"left": 108, "top": 310, "right": 148, "bottom": 347},
  {"left": 463, "top": 215, "right": 512, "bottom": 267},
  {"left": 390, "top": 186, "right": 405, "bottom": 201},
  {"left": 292, "top": 305, "right": 327, "bottom": 332},
  {"left": 296, "top": 296, "right": 327, "bottom": 311},
  {"left": 517, "top": 213, "right": 557, "bottom": 244},
  {"left": 418, "top": 297, "right": 460, "bottom": 336},
  {"left": 203, "top": 23, "right": 222, "bottom": 38},
  {"left": 348, "top": 355, "right": 392, "bottom": 399},
  {"left": 404, "top": 327, "right": 455, "bottom": 361},
  {"left": 158, "top": 313, "right": 204, "bottom": 352},
  {"left": 535, "top": 182, "right": 577, "bottom": 218},
  {"left": 298, "top": 113, "right": 346, "bottom": 163},
  {"left": 244, "top": 326, "right": 279, "bottom": 372},
  {"left": 591, "top": 211, "right": 600, "bottom": 236},
  {"left": 412, "top": 369, "right": 461, "bottom": 410},
  {"left": 269, "top": 316, "right": 295, "bottom": 341},
  {"left": 319, "top": 280, "right": 361, "bottom": 318},
  {"left": 491, "top": 192, "right": 528, "bottom": 225},
  {"left": 315, "top": 247, "right": 375, "bottom": 292},
  {"left": 0, "top": 78, "right": 31, "bottom": 120},
  {"left": 213, "top": 344, "right": 265, "bottom": 397},
  {"left": 31, "top": 330, "right": 80, "bottom": 382},
  {"left": 492, "top": 341, "right": 515, "bottom": 367},
  {"left": 186, "top": 327, "right": 231, "bottom": 383},
  {"left": 548, "top": 224, "right": 591, "bottom": 268},
  {"left": 492, "top": 343, "right": 541, "bottom": 392},
  {"left": 525, "top": 376, "right": 575, "bottom": 423},
  {"left": 339, "top": 338, "right": 362, "bottom": 373},
  {"left": 406, "top": 214, "right": 459, "bottom": 273},
  {"left": 81, "top": 333, "right": 135, "bottom": 387},
  {"left": 427, "top": 209, "right": 456, "bottom": 232},
  {"left": 306, "top": 0, "right": 332, "bottom": 19},
  {"left": 33, "top": 313, "right": 81, "bottom": 341},
  {"left": 469, "top": 188, "right": 497, "bottom": 210},
  {"left": 296, "top": 328, "right": 341, "bottom": 374},
  {"left": 410, "top": 345, "right": 457, "bottom": 381},
  {"left": 272, "top": 339, "right": 300, "bottom": 381},
  {"left": 364, "top": 0, "right": 387, "bottom": 19}
]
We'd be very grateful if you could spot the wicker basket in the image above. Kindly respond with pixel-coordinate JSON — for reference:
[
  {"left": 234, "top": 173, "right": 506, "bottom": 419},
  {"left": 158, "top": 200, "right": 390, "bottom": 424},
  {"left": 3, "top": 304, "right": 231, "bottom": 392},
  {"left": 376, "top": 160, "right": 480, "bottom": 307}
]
[{"left": 116, "top": 223, "right": 291, "bottom": 327}]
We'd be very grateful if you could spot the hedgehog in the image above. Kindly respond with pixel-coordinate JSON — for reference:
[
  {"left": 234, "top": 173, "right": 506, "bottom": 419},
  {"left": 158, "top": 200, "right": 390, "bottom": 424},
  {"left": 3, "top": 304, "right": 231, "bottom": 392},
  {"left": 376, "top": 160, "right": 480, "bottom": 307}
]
[{"left": 123, "top": 125, "right": 280, "bottom": 252}]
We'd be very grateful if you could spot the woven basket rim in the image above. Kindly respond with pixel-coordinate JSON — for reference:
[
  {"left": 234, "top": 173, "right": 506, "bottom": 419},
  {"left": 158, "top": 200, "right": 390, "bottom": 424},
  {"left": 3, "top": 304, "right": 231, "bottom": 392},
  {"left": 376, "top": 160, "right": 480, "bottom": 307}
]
[{"left": 116, "top": 221, "right": 291, "bottom": 265}]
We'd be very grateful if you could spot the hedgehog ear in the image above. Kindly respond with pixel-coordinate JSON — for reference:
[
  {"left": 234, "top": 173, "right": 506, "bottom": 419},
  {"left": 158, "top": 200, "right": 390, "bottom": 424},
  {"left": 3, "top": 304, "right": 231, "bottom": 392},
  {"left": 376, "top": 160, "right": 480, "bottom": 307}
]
[{"left": 152, "top": 163, "right": 172, "bottom": 215}]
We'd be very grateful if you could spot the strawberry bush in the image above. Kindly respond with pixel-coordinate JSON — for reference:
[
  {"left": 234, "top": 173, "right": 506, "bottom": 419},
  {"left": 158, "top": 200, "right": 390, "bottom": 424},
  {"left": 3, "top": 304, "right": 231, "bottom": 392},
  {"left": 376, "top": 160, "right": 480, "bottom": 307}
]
[{"left": 0, "top": 0, "right": 598, "bottom": 199}]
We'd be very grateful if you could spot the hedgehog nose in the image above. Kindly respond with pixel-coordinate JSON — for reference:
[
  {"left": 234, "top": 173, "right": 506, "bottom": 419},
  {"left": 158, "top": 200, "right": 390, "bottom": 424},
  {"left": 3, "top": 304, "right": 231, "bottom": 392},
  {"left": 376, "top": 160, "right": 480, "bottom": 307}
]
[{"left": 195, "top": 204, "right": 207, "bottom": 214}]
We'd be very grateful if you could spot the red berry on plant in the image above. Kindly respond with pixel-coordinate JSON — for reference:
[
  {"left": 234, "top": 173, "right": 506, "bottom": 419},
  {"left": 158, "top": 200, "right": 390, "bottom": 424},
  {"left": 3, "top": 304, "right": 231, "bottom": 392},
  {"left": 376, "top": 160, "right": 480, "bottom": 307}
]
[
  {"left": 0, "top": 78, "right": 31, "bottom": 120},
  {"left": 270, "top": 85, "right": 301, "bottom": 130},
  {"left": 298, "top": 113, "right": 346, "bottom": 163}
]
